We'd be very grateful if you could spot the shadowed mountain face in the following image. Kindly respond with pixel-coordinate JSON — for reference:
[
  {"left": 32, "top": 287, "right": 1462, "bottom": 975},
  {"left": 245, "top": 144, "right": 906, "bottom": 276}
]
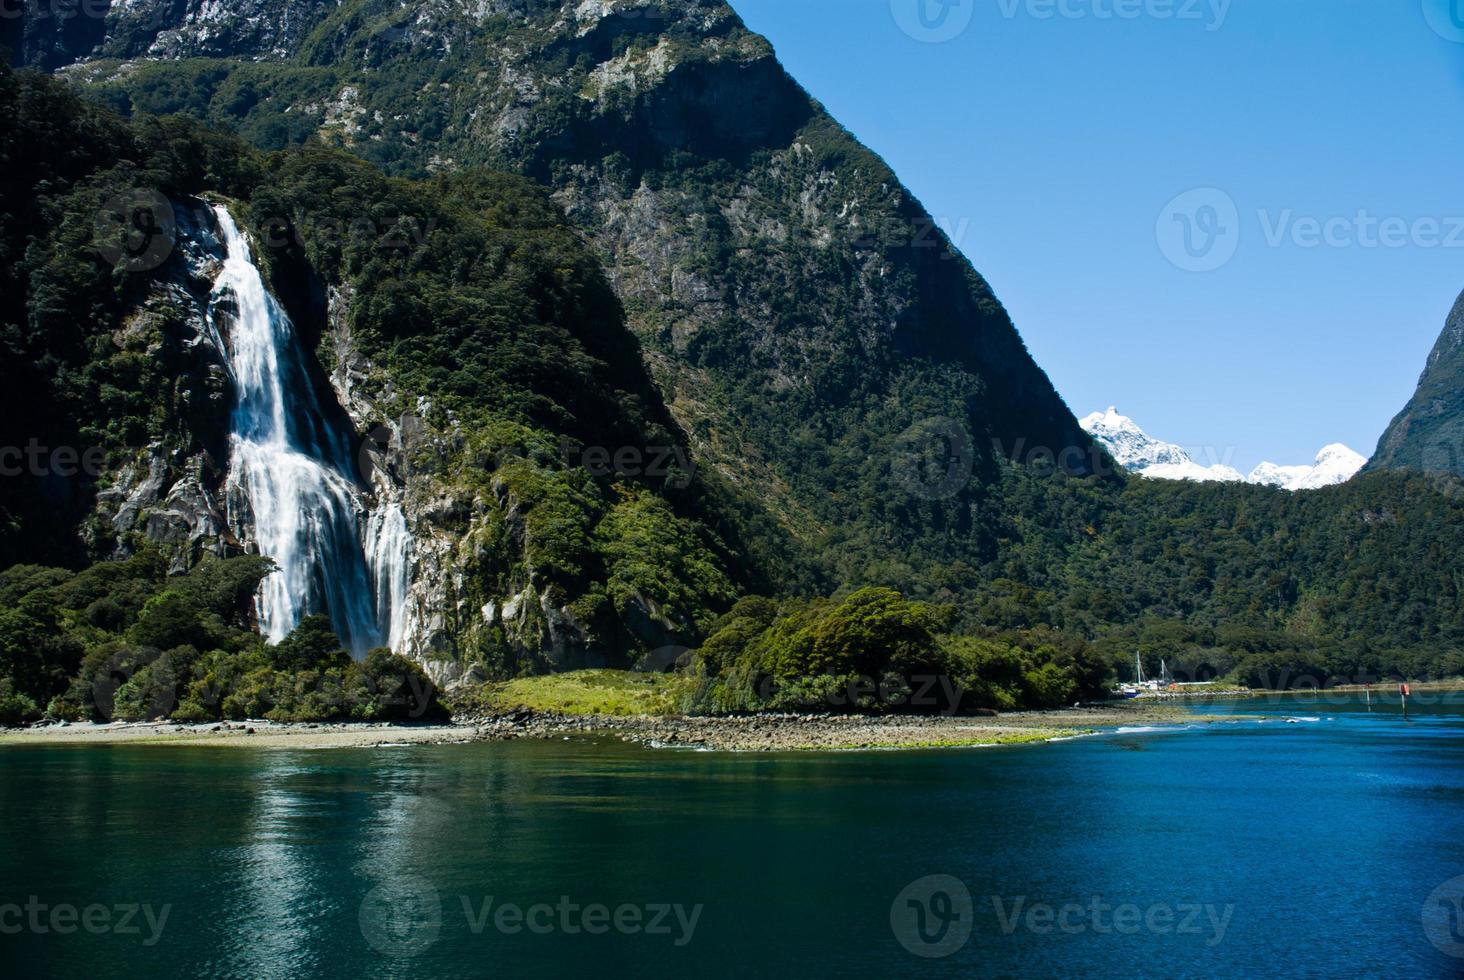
[
  {"left": 1368, "top": 289, "right": 1464, "bottom": 476},
  {"left": 10, "top": 0, "right": 1096, "bottom": 583},
  {"left": 0, "top": 60, "right": 761, "bottom": 668},
  {"left": 9, "top": 19, "right": 1464, "bottom": 683}
]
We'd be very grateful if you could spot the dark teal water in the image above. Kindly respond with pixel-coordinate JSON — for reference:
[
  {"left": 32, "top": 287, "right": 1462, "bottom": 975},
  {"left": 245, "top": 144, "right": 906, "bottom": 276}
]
[{"left": 3, "top": 694, "right": 1464, "bottom": 978}]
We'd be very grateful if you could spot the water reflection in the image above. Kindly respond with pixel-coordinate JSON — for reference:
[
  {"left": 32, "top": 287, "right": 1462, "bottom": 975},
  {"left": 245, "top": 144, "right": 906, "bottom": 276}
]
[{"left": 1, "top": 712, "right": 1462, "bottom": 978}]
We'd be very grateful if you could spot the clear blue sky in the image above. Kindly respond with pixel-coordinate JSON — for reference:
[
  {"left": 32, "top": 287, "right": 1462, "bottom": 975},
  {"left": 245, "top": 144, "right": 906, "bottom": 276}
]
[{"left": 730, "top": 0, "right": 1464, "bottom": 471}]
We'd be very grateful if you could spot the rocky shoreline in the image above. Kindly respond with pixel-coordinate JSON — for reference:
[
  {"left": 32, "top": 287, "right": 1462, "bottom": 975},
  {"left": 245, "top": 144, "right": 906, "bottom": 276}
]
[
  {"left": 0, "top": 702, "right": 1227, "bottom": 752},
  {"left": 0, "top": 719, "right": 482, "bottom": 750},
  {"left": 469, "top": 710, "right": 1082, "bottom": 751},
  {"left": 462, "top": 702, "right": 1225, "bottom": 751}
]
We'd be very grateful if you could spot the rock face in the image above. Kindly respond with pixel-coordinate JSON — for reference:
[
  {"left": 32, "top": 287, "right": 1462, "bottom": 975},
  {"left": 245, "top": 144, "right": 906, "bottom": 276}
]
[
  {"left": 1368, "top": 288, "right": 1464, "bottom": 476},
  {"left": 77, "top": 200, "right": 621, "bottom": 675},
  {"left": 13, "top": 0, "right": 1120, "bottom": 673},
  {"left": 29, "top": 0, "right": 1096, "bottom": 559},
  {"left": 89, "top": 199, "right": 237, "bottom": 573},
  {"left": 317, "top": 285, "right": 599, "bottom": 678},
  {"left": 1, "top": 0, "right": 332, "bottom": 67}
]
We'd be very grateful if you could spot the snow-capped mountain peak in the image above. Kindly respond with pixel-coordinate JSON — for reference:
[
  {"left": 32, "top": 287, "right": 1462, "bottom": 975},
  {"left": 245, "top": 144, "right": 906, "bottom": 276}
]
[
  {"left": 1081, "top": 408, "right": 1364, "bottom": 490},
  {"left": 1079, "top": 407, "right": 1193, "bottom": 470},
  {"left": 1292, "top": 444, "right": 1366, "bottom": 490},
  {"left": 1245, "top": 461, "right": 1312, "bottom": 488},
  {"left": 1246, "top": 444, "right": 1366, "bottom": 490}
]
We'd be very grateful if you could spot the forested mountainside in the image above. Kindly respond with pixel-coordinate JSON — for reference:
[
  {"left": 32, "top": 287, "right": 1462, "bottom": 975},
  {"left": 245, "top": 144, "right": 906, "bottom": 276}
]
[
  {"left": 13, "top": 0, "right": 1097, "bottom": 589},
  {"left": 3, "top": 3, "right": 1464, "bottom": 726},
  {"left": 0, "top": 62, "right": 758, "bottom": 683}
]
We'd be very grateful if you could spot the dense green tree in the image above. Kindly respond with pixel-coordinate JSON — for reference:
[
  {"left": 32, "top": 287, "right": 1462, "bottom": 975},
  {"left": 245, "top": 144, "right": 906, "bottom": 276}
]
[{"left": 267, "top": 616, "right": 351, "bottom": 673}]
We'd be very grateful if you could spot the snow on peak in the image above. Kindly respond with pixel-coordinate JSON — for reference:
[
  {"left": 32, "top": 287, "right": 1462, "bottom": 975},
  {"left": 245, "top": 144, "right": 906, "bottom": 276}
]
[
  {"left": 1082, "top": 407, "right": 1364, "bottom": 490},
  {"left": 1245, "top": 461, "right": 1311, "bottom": 488},
  {"left": 1290, "top": 444, "right": 1366, "bottom": 490},
  {"left": 1140, "top": 460, "right": 1247, "bottom": 483},
  {"left": 1080, "top": 407, "right": 1241, "bottom": 482},
  {"left": 1079, "top": 406, "right": 1193, "bottom": 471},
  {"left": 1248, "top": 444, "right": 1366, "bottom": 490}
]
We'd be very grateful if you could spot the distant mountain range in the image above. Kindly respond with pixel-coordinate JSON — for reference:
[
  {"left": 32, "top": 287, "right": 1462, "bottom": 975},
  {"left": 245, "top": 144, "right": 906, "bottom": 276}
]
[{"left": 1080, "top": 408, "right": 1365, "bottom": 490}]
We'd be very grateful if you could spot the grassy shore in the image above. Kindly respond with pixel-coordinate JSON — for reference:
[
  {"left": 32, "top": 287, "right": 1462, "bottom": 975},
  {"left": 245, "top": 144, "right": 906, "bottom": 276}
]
[
  {"left": 449, "top": 669, "right": 698, "bottom": 717},
  {"left": 0, "top": 671, "right": 1244, "bottom": 752}
]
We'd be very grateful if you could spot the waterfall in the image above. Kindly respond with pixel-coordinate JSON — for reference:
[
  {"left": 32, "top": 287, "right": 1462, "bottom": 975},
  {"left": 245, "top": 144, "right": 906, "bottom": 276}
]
[
  {"left": 210, "top": 205, "right": 408, "bottom": 657},
  {"left": 365, "top": 503, "right": 412, "bottom": 653}
]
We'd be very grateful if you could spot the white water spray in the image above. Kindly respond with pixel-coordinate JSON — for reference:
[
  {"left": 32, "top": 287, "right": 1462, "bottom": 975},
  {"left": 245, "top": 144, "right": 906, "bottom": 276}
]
[
  {"left": 366, "top": 503, "right": 412, "bottom": 653},
  {"left": 210, "top": 205, "right": 408, "bottom": 656}
]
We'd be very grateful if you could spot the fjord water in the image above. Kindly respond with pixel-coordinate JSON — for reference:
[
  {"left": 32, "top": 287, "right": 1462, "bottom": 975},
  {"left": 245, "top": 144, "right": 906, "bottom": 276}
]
[
  {"left": 2, "top": 694, "right": 1462, "bottom": 979},
  {"left": 210, "top": 206, "right": 407, "bottom": 655}
]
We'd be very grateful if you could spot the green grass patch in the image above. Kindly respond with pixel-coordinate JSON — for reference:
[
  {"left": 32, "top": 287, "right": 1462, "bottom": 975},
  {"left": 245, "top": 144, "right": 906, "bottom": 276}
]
[{"left": 452, "top": 670, "right": 697, "bottom": 717}]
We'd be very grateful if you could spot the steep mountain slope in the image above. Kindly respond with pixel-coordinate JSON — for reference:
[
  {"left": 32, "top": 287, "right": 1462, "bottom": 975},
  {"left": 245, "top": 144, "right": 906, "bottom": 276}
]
[
  {"left": 8, "top": 4, "right": 1464, "bottom": 692},
  {"left": 17, "top": 0, "right": 1097, "bottom": 588},
  {"left": 1368, "top": 288, "right": 1464, "bottom": 475},
  {"left": 0, "top": 63, "right": 752, "bottom": 675}
]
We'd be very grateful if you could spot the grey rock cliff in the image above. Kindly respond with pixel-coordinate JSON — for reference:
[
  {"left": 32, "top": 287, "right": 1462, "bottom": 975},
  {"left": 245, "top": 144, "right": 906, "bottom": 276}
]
[{"left": 1368, "top": 289, "right": 1464, "bottom": 476}]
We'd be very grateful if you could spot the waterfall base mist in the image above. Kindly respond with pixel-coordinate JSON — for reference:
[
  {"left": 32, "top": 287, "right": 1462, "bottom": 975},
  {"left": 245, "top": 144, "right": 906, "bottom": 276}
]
[{"left": 211, "top": 205, "right": 408, "bottom": 657}]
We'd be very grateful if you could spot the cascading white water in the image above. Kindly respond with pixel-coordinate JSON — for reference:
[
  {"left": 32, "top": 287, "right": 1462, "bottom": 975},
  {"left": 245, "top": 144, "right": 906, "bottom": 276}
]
[
  {"left": 210, "top": 205, "right": 408, "bottom": 657},
  {"left": 365, "top": 503, "right": 412, "bottom": 653}
]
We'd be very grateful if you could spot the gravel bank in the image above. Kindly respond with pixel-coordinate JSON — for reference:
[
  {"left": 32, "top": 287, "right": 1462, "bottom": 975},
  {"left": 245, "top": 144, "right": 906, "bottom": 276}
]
[{"left": 0, "top": 702, "right": 1227, "bottom": 752}]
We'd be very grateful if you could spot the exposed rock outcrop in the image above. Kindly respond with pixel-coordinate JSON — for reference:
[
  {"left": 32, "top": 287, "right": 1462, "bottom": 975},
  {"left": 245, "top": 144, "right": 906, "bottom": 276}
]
[
  {"left": 1368, "top": 288, "right": 1464, "bottom": 476},
  {"left": 90, "top": 199, "right": 235, "bottom": 571}
]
